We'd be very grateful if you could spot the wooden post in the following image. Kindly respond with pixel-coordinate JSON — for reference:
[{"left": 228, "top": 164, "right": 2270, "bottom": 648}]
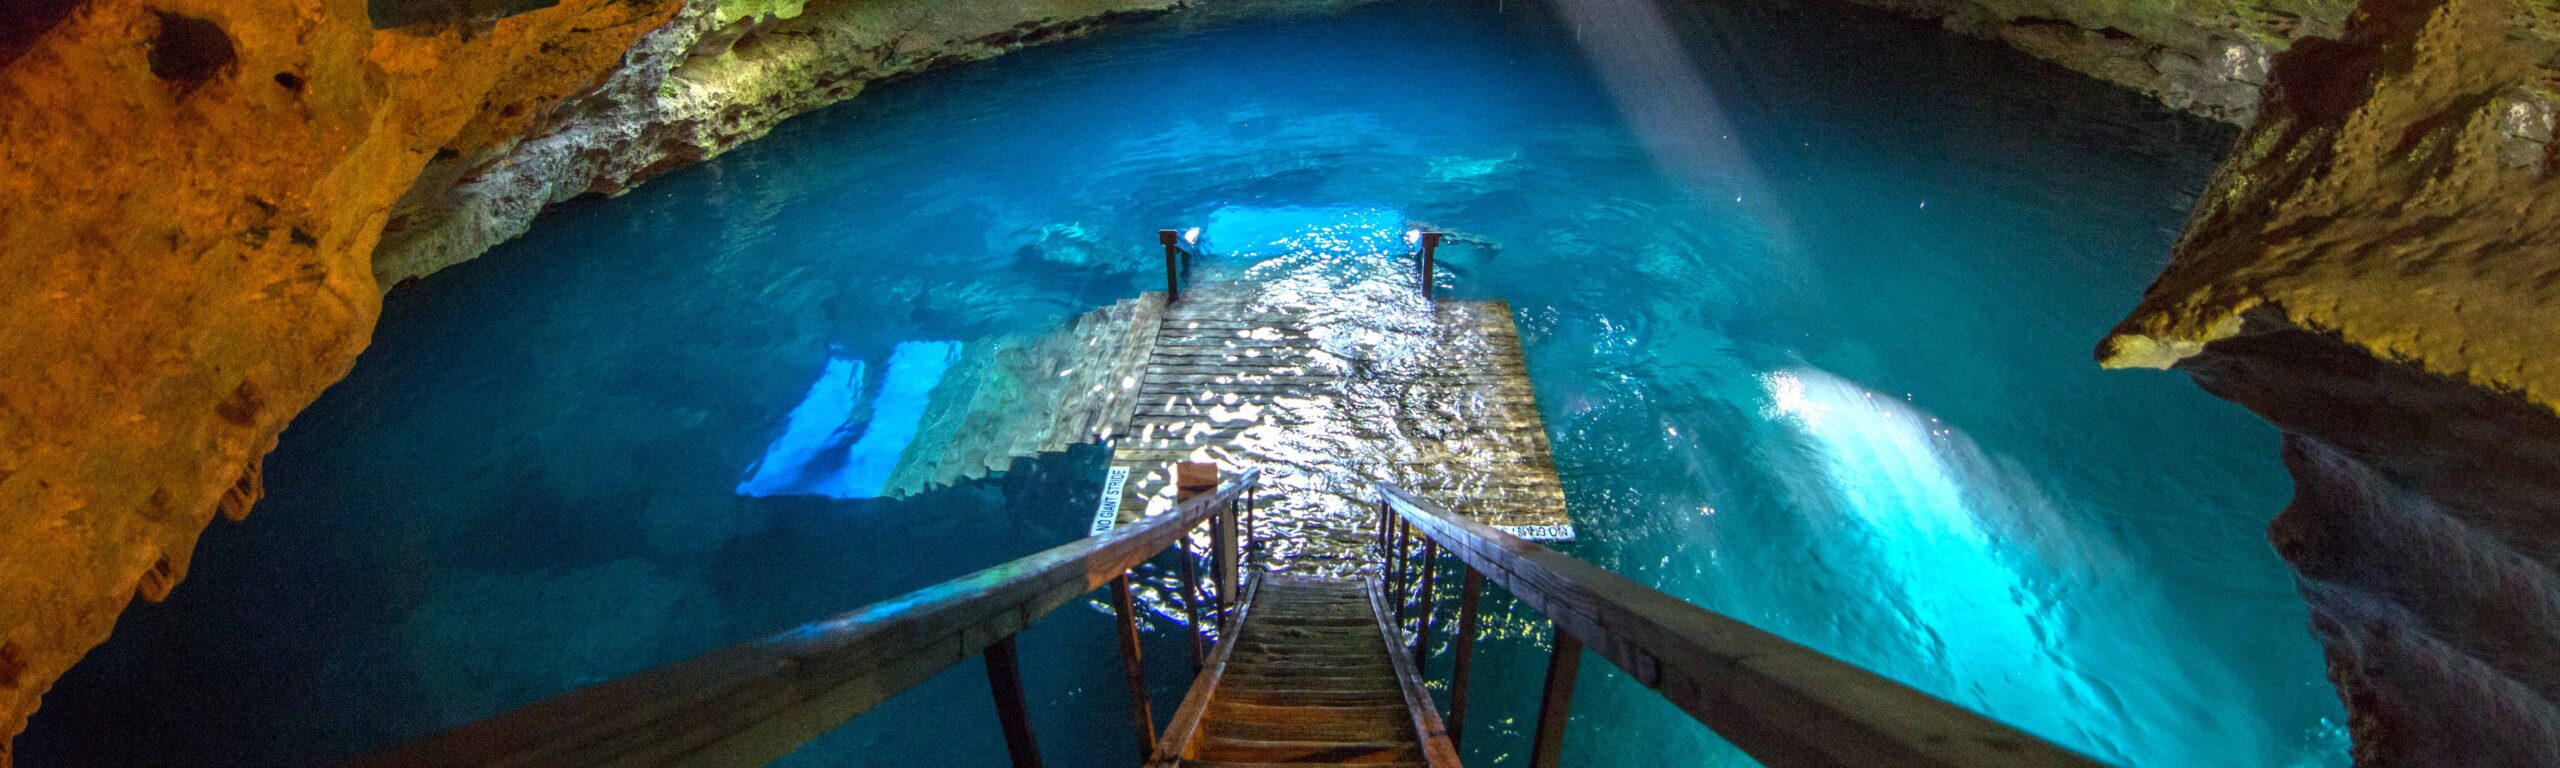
[
  {"left": 1418, "top": 230, "right": 1443, "bottom": 300},
  {"left": 1108, "top": 575, "right": 1155, "bottom": 759},
  {"left": 1387, "top": 519, "right": 1407, "bottom": 615},
  {"left": 984, "top": 635, "right": 1043, "bottom": 768},
  {"left": 1158, "top": 229, "right": 1182, "bottom": 303},
  {"left": 1449, "top": 569, "right": 1485, "bottom": 748},
  {"left": 1175, "top": 463, "right": 1233, "bottom": 621},
  {"left": 1176, "top": 537, "right": 1204, "bottom": 669},
  {"left": 1394, "top": 523, "right": 1416, "bottom": 625},
  {"left": 1376, "top": 499, "right": 1391, "bottom": 578},
  {"left": 1215, "top": 501, "right": 1239, "bottom": 619},
  {"left": 1174, "top": 463, "right": 1222, "bottom": 649},
  {"left": 1410, "top": 538, "right": 1439, "bottom": 660},
  {"left": 1529, "top": 633, "right": 1584, "bottom": 768}
]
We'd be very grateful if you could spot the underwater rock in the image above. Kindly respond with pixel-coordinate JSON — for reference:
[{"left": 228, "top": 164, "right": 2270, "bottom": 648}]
[
  {"left": 369, "top": 0, "right": 1187, "bottom": 286},
  {"left": 2101, "top": 0, "right": 2560, "bottom": 762},
  {"left": 0, "top": 0, "right": 680, "bottom": 757}
]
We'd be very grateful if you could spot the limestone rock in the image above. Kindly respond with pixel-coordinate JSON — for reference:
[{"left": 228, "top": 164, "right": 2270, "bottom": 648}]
[
  {"left": 0, "top": 0, "right": 684, "bottom": 758},
  {"left": 1840, "top": 0, "right": 2357, "bottom": 122},
  {"left": 369, "top": 0, "right": 1187, "bottom": 286},
  {"left": 2100, "top": 0, "right": 2560, "bottom": 762}
]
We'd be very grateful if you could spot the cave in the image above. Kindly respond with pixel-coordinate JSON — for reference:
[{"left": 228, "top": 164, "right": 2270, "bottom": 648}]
[{"left": 1, "top": 0, "right": 2553, "bottom": 766}]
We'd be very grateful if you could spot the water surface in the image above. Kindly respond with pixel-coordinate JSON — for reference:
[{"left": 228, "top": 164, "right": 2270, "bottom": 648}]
[{"left": 25, "top": 1, "right": 2345, "bottom": 765}]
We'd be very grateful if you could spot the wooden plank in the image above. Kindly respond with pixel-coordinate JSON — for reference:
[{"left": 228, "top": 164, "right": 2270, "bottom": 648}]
[
  {"left": 1150, "top": 575, "right": 1267, "bottom": 767},
  {"left": 352, "top": 472, "right": 1262, "bottom": 768},
  {"left": 1374, "top": 484, "right": 2105, "bottom": 768},
  {"left": 1129, "top": 286, "right": 1574, "bottom": 538},
  {"left": 1366, "top": 579, "right": 1464, "bottom": 768},
  {"left": 984, "top": 636, "right": 1044, "bottom": 768},
  {"left": 1527, "top": 633, "right": 1582, "bottom": 768},
  {"left": 1110, "top": 576, "right": 1157, "bottom": 760}
]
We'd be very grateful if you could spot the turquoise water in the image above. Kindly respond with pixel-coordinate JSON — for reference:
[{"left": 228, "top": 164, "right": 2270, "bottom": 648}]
[{"left": 23, "top": 0, "right": 2347, "bottom": 765}]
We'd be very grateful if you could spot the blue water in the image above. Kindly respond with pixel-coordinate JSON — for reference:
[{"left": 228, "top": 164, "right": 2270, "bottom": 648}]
[
  {"left": 23, "top": 0, "right": 2347, "bottom": 765},
  {"left": 739, "top": 341, "right": 963, "bottom": 499}
]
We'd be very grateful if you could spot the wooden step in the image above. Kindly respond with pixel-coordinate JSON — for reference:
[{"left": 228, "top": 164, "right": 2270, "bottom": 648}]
[
  {"left": 1153, "top": 575, "right": 1455, "bottom": 767},
  {"left": 1205, "top": 709, "right": 1415, "bottom": 742},
  {"left": 1192, "top": 737, "right": 1421, "bottom": 763},
  {"left": 1182, "top": 763, "right": 1424, "bottom": 768}
]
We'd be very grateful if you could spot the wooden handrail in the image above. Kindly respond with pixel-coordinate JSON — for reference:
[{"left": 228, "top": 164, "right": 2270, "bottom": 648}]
[
  {"left": 352, "top": 470, "right": 1260, "bottom": 768},
  {"left": 1374, "top": 482, "right": 2108, "bottom": 768}
]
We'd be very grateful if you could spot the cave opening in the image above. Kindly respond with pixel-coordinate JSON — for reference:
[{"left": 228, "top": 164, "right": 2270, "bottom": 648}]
[{"left": 14, "top": 0, "right": 2386, "bottom": 766}]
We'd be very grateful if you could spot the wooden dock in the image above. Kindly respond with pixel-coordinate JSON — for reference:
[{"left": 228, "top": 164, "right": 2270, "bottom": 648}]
[{"left": 1110, "top": 280, "right": 1573, "bottom": 574}]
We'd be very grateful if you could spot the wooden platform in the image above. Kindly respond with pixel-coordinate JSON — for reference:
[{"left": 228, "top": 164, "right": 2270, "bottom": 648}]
[{"left": 1110, "top": 280, "right": 1573, "bottom": 575}]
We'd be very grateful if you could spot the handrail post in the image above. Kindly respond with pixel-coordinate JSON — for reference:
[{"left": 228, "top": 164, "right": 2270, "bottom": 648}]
[
  {"left": 1177, "top": 536, "right": 1205, "bottom": 669},
  {"left": 1394, "top": 522, "right": 1416, "bottom": 626},
  {"left": 1529, "top": 633, "right": 1583, "bottom": 768},
  {"left": 984, "top": 635, "right": 1044, "bottom": 768},
  {"left": 1418, "top": 231, "right": 1443, "bottom": 300},
  {"left": 1388, "top": 519, "right": 1408, "bottom": 616},
  {"left": 1216, "top": 500, "right": 1240, "bottom": 618},
  {"left": 1108, "top": 575, "right": 1155, "bottom": 759},
  {"left": 1158, "top": 229, "right": 1182, "bottom": 303},
  {"left": 1376, "top": 498, "right": 1392, "bottom": 580},
  {"left": 1449, "top": 568, "right": 1485, "bottom": 748},
  {"left": 1410, "top": 538, "right": 1439, "bottom": 660},
  {"left": 1243, "top": 486, "right": 1257, "bottom": 561}
]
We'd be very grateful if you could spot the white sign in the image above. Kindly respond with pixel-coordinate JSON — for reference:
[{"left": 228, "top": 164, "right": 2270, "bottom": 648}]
[
  {"left": 1497, "top": 524, "right": 1577, "bottom": 542},
  {"left": 1088, "top": 466, "right": 1132, "bottom": 537}
]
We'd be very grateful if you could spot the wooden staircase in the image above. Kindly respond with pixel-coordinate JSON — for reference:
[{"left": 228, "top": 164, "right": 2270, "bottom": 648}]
[
  {"left": 356, "top": 229, "right": 2112, "bottom": 768},
  {"left": 1152, "top": 574, "right": 1459, "bottom": 767}
]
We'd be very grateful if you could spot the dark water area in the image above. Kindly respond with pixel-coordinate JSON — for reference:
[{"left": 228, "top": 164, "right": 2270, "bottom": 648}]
[{"left": 24, "top": 0, "right": 2344, "bottom": 765}]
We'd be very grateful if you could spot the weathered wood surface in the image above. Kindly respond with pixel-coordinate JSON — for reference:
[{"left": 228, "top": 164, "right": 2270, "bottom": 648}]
[
  {"left": 1375, "top": 484, "right": 2108, "bottom": 768},
  {"left": 1115, "top": 281, "right": 1573, "bottom": 576},
  {"left": 348, "top": 471, "right": 1259, "bottom": 768},
  {"left": 883, "top": 294, "right": 1166, "bottom": 497},
  {"left": 1151, "top": 574, "right": 1459, "bottom": 768}
]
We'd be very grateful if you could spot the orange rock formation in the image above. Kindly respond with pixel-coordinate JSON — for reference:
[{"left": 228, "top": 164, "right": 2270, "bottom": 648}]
[{"left": 0, "top": 0, "right": 681, "bottom": 757}]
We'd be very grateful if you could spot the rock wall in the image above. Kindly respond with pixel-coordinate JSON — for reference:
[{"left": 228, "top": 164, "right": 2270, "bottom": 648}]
[
  {"left": 1839, "top": 0, "right": 2360, "bottom": 122},
  {"left": 0, "top": 0, "right": 687, "bottom": 758},
  {"left": 2099, "top": 0, "right": 2560, "bottom": 763},
  {"left": 0, "top": 0, "right": 1188, "bottom": 760},
  {"left": 372, "top": 0, "right": 1185, "bottom": 286}
]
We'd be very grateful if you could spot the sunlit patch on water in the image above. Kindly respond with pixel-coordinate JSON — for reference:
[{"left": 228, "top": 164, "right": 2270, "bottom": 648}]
[
  {"left": 1753, "top": 366, "right": 2319, "bottom": 763},
  {"left": 737, "top": 341, "right": 962, "bottom": 499},
  {"left": 1758, "top": 368, "right": 2124, "bottom": 745}
]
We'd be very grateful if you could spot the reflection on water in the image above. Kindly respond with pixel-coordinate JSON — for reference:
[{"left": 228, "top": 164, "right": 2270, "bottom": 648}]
[
  {"left": 738, "top": 341, "right": 963, "bottom": 499},
  {"left": 1125, "top": 205, "right": 1573, "bottom": 576}
]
